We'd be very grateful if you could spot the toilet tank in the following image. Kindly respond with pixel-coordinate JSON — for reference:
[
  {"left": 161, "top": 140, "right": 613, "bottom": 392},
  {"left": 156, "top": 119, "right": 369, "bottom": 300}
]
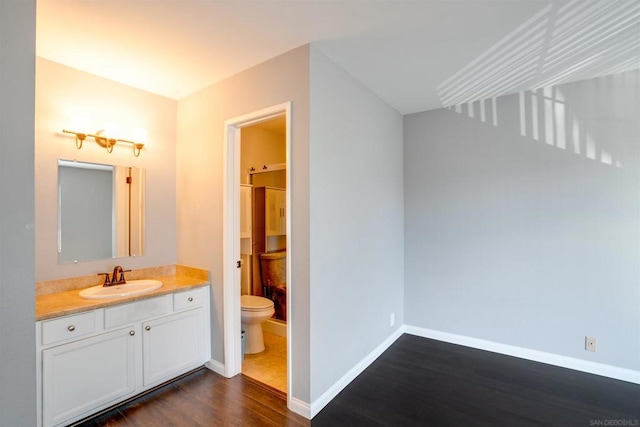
[
  {"left": 259, "top": 250, "right": 286, "bottom": 287},
  {"left": 259, "top": 250, "right": 287, "bottom": 321}
]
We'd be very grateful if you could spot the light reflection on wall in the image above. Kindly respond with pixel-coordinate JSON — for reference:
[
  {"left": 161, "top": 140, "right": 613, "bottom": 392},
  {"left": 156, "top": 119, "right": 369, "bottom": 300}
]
[
  {"left": 447, "top": 80, "right": 626, "bottom": 169},
  {"left": 520, "top": 87, "right": 622, "bottom": 168},
  {"left": 454, "top": 97, "right": 499, "bottom": 127},
  {"left": 437, "top": 0, "right": 640, "bottom": 108}
]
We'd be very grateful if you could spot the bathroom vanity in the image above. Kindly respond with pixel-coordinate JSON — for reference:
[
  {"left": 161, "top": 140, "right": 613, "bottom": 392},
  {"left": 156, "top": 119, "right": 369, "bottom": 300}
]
[{"left": 35, "top": 273, "right": 210, "bottom": 427}]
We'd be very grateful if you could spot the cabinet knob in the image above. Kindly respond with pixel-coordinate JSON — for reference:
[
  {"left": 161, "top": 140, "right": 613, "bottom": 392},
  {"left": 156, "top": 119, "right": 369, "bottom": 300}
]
[
  {"left": 129, "top": 330, "right": 135, "bottom": 336},
  {"left": 145, "top": 325, "right": 151, "bottom": 331},
  {"left": 188, "top": 297, "right": 194, "bottom": 302},
  {"left": 67, "top": 325, "right": 75, "bottom": 332}
]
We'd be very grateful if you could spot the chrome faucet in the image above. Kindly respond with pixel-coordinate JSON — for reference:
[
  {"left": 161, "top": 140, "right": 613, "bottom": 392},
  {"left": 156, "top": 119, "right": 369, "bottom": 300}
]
[{"left": 98, "top": 266, "right": 131, "bottom": 286}]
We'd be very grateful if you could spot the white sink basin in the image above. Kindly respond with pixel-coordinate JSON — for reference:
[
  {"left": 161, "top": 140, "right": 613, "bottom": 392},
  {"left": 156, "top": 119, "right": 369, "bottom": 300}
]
[{"left": 79, "top": 280, "right": 163, "bottom": 299}]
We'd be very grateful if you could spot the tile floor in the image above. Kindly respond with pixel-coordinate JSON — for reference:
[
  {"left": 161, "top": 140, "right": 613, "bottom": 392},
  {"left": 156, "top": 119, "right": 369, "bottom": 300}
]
[{"left": 242, "top": 332, "right": 287, "bottom": 393}]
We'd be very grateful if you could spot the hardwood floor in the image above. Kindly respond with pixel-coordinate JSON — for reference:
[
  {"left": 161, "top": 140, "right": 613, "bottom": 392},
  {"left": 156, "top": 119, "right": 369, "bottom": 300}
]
[
  {"left": 74, "top": 369, "right": 309, "bottom": 427},
  {"left": 76, "top": 334, "right": 640, "bottom": 426},
  {"left": 313, "top": 334, "right": 640, "bottom": 426}
]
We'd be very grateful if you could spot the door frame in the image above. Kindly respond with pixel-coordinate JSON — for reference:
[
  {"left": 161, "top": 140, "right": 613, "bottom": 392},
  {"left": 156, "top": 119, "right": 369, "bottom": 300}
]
[{"left": 222, "top": 102, "right": 292, "bottom": 393}]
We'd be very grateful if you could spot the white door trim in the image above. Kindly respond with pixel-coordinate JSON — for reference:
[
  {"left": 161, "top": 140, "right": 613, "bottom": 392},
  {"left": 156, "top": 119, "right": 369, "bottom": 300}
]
[{"left": 222, "top": 102, "right": 293, "bottom": 398}]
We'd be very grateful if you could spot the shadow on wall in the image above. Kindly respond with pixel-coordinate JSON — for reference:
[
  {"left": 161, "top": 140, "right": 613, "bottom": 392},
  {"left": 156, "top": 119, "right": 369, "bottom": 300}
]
[
  {"left": 444, "top": 70, "right": 639, "bottom": 170},
  {"left": 435, "top": 0, "right": 640, "bottom": 170},
  {"left": 437, "top": 0, "right": 640, "bottom": 106}
]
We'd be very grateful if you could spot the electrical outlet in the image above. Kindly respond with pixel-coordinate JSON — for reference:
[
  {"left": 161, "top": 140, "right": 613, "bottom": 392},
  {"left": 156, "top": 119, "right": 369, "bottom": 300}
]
[
  {"left": 390, "top": 312, "right": 395, "bottom": 327},
  {"left": 585, "top": 336, "right": 597, "bottom": 352}
]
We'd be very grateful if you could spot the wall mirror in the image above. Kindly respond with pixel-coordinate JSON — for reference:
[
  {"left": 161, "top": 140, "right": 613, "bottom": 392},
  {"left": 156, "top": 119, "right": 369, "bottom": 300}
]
[{"left": 58, "top": 159, "right": 145, "bottom": 264}]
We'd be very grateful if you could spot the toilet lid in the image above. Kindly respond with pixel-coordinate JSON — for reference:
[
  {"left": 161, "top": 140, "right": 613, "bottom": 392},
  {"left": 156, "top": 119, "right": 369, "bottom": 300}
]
[{"left": 241, "top": 295, "right": 274, "bottom": 311}]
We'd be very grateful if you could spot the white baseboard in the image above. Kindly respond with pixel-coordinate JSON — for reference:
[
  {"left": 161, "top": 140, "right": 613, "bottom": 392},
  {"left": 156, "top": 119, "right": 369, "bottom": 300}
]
[
  {"left": 211, "top": 325, "right": 637, "bottom": 422},
  {"left": 263, "top": 319, "right": 287, "bottom": 337},
  {"left": 288, "top": 396, "right": 311, "bottom": 419},
  {"left": 206, "top": 356, "right": 312, "bottom": 420},
  {"left": 309, "top": 326, "right": 405, "bottom": 418},
  {"left": 204, "top": 359, "right": 226, "bottom": 377},
  {"left": 404, "top": 325, "right": 640, "bottom": 385}
]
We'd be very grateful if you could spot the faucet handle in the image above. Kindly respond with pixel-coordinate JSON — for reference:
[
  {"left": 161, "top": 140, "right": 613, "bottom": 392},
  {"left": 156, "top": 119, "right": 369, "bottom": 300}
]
[
  {"left": 98, "top": 273, "right": 111, "bottom": 287},
  {"left": 119, "top": 269, "right": 132, "bottom": 284}
]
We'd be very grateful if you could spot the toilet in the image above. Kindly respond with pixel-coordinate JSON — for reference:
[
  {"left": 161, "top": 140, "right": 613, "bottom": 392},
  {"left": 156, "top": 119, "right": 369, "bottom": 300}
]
[{"left": 240, "top": 295, "right": 275, "bottom": 354}]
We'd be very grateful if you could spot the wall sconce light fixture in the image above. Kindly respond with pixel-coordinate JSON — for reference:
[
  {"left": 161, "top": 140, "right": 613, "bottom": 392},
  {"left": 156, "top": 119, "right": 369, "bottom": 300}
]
[{"left": 63, "top": 129, "right": 146, "bottom": 157}]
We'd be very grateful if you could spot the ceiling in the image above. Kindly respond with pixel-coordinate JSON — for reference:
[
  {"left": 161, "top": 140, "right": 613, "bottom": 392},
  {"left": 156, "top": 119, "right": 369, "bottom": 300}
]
[
  {"left": 250, "top": 115, "right": 286, "bottom": 136},
  {"left": 36, "top": 0, "right": 640, "bottom": 115}
]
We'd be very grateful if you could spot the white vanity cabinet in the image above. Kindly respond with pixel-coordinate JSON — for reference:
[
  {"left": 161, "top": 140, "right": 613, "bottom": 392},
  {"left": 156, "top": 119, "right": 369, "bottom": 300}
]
[
  {"left": 36, "top": 286, "right": 210, "bottom": 427},
  {"left": 142, "top": 306, "right": 203, "bottom": 387},
  {"left": 42, "top": 327, "right": 137, "bottom": 427}
]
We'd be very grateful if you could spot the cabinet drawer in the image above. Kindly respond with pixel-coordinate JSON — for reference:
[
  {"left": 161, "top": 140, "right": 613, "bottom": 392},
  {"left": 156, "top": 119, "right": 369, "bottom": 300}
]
[
  {"left": 41, "top": 312, "right": 95, "bottom": 346},
  {"left": 104, "top": 296, "right": 171, "bottom": 329},
  {"left": 173, "top": 288, "right": 205, "bottom": 311}
]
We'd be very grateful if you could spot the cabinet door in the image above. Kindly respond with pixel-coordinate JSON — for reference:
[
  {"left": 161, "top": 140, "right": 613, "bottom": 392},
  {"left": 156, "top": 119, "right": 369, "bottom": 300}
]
[
  {"left": 265, "top": 189, "right": 279, "bottom": 236},
  {"left": 266, "top": 189, "right": 286, "bottom": 236},
  {"left": 240, "top": 185, "right": 252, "bottom": 239},
  {"left": 42, "top": 327, "right": 136, "bottom": 427},
  {"left": 142, "top": 308, "right": 204, "bottom": 387},
  {"left": 279, "top": 190, "right": 286, "bottom": 235}
]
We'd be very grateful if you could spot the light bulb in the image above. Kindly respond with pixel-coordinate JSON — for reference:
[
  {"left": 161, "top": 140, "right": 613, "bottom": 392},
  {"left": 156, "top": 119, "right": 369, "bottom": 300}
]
[
  {"left": 71, "top": 114, "right": 92, "bottom": 134},
  {"left": 132, "top": 128, "right": 148, "bottom": 144}
]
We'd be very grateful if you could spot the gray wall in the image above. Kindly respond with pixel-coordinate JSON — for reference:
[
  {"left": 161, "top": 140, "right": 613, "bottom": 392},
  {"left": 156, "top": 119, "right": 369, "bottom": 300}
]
[
  {"left": 35, "top": 58, "right": 178, "bottom": 281},
  {"left": 177, "top": 45, "right": 311, "bottom": 402},
  {"left": 309, "top": 47, "right": 405, "bottom": 400},
  {"left": 0, "top": 0, "right": 37, "bottom": 424},
  {"left": 404, "top": 70, "right": 640, "bottom": 371}
]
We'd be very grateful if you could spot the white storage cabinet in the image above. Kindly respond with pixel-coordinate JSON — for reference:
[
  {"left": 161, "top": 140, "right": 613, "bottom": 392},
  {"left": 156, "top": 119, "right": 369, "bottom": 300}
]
[{"left": 36, "top": 286, "right": 210, "bottom": 427}]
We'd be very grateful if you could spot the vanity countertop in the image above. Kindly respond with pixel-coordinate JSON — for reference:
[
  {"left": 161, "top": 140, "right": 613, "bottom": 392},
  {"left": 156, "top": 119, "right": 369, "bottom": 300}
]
[{"left": 36, "top": 274, "right": 209, "bottom": 321}]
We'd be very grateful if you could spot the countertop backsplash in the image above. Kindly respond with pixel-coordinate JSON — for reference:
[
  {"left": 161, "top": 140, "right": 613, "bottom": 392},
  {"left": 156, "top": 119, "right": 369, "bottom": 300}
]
[{"left": 35, "top": 264, "right": 208, "bottom": 296}]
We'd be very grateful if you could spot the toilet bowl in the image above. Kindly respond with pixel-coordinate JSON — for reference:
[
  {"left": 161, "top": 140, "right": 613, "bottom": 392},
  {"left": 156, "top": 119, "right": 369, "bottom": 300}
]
[{"left": 241, "top": 295, "right": 275, "bottom": 354}]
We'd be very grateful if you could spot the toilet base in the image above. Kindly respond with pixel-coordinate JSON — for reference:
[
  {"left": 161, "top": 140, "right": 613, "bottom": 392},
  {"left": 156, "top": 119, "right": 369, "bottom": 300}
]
[{"left": 242, "top": 322, "right": 266, "bottom": 354}]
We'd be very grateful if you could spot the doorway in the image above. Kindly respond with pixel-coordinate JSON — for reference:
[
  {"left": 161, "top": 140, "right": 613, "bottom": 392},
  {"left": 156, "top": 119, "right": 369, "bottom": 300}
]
[{"left": 222, "top": 102, "right": 292, "bottom": 398}]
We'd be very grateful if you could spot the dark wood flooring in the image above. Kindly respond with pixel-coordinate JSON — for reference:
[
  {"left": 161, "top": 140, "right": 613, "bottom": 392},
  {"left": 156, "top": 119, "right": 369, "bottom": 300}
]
[
  {"left": 313, "top": 334, "right": 640, "bottom": 426},
  {"left": 74, "top": 369, "right": 309, "bottom": 427},
  {"left": 76, "top": 334, "right": 640, "bottom": 426}
]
